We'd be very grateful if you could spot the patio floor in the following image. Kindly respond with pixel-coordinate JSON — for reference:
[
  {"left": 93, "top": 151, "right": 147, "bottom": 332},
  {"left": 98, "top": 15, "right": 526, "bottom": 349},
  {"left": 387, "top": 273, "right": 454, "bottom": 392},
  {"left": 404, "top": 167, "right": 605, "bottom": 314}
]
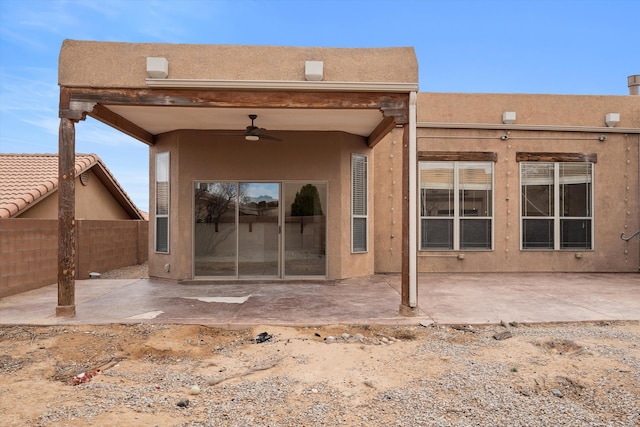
[{"left": 0, "top": 273, "right": 638, "bottom": 327}]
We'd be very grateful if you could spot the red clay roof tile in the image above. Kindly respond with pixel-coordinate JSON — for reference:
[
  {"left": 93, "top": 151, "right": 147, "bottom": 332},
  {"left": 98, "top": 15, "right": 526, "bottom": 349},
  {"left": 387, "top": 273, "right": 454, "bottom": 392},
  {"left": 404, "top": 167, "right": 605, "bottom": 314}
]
[{"left": 0, "top": 153, "right": 136, "bottom": 218}]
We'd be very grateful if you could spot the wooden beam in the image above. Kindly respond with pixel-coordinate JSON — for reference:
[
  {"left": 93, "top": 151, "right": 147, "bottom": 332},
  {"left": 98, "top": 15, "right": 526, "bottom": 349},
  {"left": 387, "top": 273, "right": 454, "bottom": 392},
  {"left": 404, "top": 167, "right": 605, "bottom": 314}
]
[
  {"left": 90, "top": 104, "right": 155, "bottom": 146},
  {"left": 401, "top": 124, "right": 410, "bottom": 309},
  {"left": 367, "top": 116, "right": 396, "bottom": 148},
  {"left": 62, "top": 87, "right": 410, "bottom": 110},
  {"left": 57, "top": 118, "right": 76, "bottom": 317},
  {"left": 419, "top": 151, "right": 498, "bottom": 162},
  {"left": 516, "top": 152, "right": 597, "bottom": 163}
]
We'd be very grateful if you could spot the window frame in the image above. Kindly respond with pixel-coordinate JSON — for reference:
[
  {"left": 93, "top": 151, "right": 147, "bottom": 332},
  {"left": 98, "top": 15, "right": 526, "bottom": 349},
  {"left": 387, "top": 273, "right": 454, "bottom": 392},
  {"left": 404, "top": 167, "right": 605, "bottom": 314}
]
[
  {"left": 351, "top": 153, "right": 368, "bottom": 253},
  {"left": 518, "top": 152, "right": 595, "bottom": 251},
  {"left": 155, "top": 151, "right": 170, "bottom": 254},
  {"left": 418, "top": 155, "right": 495, "bottom": 251}
]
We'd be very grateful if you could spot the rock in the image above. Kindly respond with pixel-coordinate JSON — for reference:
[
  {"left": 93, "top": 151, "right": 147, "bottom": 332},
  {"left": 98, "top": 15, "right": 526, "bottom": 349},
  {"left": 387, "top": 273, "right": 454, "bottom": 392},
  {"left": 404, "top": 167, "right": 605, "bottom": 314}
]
[
  {"left": 177, "top": 398, "right": 189, "bottom": 407},
  {"left": 551, "top": 389, "right": 563, "bottom": 398},
  {"left": 190, "top": 385, "right": 200, "bottom": 395},
  {"left": 493, "top": 331, "right": 513, "bottom": 340},
  {"left": 354, "top": 333, "right": 365, "bottom": 341},
  {"left": 325, "top": 336, "right": 336, "bottom": 343},
  {"left": 341, "top": 333, "right": 351, "bottom": 340},
  {"left": 254, "top": 332, "right": 272, "bottom": 343}
]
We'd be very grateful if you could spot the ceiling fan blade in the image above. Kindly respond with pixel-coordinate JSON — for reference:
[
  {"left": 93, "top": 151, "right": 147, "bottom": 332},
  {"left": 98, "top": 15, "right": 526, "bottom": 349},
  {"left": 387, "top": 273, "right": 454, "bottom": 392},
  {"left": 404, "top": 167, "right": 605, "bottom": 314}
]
[
  {"left": 214, "top": 131, "right": 246, "bottom": 136},
  {"left": 257, "top": 133, "right": 282, "bottom": 141}
]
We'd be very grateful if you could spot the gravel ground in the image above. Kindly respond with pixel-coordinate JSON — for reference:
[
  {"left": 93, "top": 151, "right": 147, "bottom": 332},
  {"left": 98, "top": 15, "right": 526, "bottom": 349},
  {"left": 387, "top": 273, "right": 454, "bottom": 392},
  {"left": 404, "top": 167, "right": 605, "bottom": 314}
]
[
  {"left": 98, "top": 262, "right": 149, "bottom": 279},
  {"left": 3, "top": 265, "right": 639, "bottom": 426},
  {"left": 1, "top": 321, "right": 638, "bottom": 426}
]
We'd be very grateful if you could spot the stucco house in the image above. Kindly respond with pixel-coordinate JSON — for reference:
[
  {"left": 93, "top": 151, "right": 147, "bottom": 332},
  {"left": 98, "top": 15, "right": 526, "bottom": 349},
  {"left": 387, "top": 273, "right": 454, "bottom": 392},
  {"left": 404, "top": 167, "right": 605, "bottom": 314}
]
[{"left": 54, "top": 40, "right": 639, "bottom": 317}]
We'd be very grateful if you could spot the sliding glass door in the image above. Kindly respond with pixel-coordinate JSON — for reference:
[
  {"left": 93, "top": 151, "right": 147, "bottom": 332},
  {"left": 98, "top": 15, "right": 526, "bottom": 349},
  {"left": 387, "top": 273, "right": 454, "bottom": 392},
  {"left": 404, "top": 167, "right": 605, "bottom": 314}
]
[
  {"left": 194, "top": 182, "right": 239, "bottom": 276},
  {"left": 283, "top": 182, "right": 327, "bottom": 276},
  {"left": 194, "top": 181, "right": 326, "bottom": 278},
  {"left": 238, "top": 183, "right": 280, "bottom": 277}
]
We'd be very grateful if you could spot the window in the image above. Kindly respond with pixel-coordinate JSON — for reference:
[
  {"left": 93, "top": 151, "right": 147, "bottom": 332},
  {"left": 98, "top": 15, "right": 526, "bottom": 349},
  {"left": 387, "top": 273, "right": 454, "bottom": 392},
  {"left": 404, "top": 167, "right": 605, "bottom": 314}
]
[
  {"left": 419, "top": 161, "right": 493, "bottom": 250},
  {"left": 155, "top": 152, "right": 170, "bottom": 253},
  {"left": 351, "top": 154, "right": 368, "bottom": 253},
  {"left": 520, "top": 161, "right": 593, "bottom": 250}
]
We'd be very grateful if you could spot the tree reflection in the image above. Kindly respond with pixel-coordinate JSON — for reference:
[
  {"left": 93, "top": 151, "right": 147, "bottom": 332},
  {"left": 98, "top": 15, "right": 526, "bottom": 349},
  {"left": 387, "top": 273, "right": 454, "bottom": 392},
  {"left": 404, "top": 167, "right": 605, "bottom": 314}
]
[{"left": 195, "top": 183, "right": 246, "bottom": 232}]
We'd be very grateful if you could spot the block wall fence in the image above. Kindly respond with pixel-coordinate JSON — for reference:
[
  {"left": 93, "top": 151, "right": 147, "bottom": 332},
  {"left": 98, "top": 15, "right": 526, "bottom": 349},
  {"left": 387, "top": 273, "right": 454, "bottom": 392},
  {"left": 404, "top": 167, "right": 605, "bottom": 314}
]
[{"left": 0, "top": 219, "right": 148, "bottom": 298}]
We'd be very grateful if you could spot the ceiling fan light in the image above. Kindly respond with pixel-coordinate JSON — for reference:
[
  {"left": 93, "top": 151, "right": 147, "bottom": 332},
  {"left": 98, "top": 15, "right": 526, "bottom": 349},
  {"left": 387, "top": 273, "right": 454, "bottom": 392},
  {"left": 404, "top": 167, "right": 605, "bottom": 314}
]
[{"left": 245, "top": 135, "right": 259, "bottom": 141}]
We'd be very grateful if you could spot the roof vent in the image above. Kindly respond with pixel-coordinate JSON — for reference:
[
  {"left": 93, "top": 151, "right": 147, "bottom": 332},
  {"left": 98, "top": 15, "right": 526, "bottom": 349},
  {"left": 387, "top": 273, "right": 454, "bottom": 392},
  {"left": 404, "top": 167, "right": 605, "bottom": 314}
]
[
  {"left": 80, "top": 171, "right": 90, "bottom": 186},
  {"left": 628, "top": 75, "right": 639, "bottom": 95},
  {"left": 305, "top": 60, "right": 324, "bottom": 81},
  {"left": 147, "top": 57, "right": 169, "bottom": 79},
  {"left": 502, "top": 111, "right": 516, "bottom": 125}
]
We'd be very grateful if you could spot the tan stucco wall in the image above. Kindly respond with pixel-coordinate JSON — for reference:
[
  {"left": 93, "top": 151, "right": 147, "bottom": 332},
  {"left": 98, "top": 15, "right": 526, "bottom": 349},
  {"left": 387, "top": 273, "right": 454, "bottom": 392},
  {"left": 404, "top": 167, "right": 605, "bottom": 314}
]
[
  {"left": 59, "top": 40, "right": 418, "bottom": 87},
  {"left": 374, "top": 93, "right": 640, "bottom": 273},
  {"left": 418, "top": 92, "right": 640, "bottom": 128},
  {"left": 148, "top": 130, "right": 374, "bottom": 280},
  {"left": 18, "top": 170, "right": 132, "bottom": 220},
  {"left": 373, "top": 127, "right": 406, "bottom": 273}
]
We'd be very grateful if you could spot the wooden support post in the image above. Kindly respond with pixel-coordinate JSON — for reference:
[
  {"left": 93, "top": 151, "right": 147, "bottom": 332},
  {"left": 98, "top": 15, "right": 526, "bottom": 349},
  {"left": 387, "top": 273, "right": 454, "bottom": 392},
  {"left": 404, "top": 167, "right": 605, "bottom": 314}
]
[
  {"left": 57, "top": 117, "right": 76, "bottom": 317},
  {"left": 400, "top": 123, "right": 411, "bottom": 312}
]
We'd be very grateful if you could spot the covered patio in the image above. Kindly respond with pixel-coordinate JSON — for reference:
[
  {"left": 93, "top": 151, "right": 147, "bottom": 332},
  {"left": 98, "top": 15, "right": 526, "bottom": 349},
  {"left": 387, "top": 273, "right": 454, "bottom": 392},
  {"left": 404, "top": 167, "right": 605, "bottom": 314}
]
[
  {"left": 56, "top": 41, "right": 420, "bottom": 317},
  {"left": 2, "top": 273, "right": 639, "bottom": 326}
]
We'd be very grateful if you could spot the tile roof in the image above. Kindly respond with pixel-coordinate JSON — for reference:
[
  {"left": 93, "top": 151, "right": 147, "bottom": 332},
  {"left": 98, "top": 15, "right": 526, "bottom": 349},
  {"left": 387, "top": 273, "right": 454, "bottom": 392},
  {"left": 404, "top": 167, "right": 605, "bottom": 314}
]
[{"left": 0, "top": 153, "right": 143, "bottom": 219}]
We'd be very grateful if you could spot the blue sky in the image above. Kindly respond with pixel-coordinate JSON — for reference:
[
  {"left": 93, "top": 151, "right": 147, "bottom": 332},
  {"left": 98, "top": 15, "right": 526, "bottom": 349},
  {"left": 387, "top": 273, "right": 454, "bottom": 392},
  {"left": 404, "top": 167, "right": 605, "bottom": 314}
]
[{"left": 1, "top": 0, "right": 638, "bottom": 213}]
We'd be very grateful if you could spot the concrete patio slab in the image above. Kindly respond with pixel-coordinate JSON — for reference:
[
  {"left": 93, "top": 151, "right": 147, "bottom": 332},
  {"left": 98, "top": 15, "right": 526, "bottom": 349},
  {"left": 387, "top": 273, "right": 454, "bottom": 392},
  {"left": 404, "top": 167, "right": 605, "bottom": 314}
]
[{"left": 0, "top": 273, "right": 638, "bottom": 327}]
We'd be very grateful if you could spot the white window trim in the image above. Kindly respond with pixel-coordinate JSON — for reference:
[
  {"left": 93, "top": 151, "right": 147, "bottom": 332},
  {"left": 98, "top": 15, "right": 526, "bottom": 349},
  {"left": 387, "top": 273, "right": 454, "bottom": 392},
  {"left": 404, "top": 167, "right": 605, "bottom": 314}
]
[
  {"left": 519, "top": 162, "right": 594, "bottom": 250},
  {"left": 155, "top": 151, "right": 170, "bottom": 254},
  {"left": 351, "top": 154, "right": 368, "bottom": 253},
  {"left": 419, "top": 161, "right": 494, "bottom": 251}
]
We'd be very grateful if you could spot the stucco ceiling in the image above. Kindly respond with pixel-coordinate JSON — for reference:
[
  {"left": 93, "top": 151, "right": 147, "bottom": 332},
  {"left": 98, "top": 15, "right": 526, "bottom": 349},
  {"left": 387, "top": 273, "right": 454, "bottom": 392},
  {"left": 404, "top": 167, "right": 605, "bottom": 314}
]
[{"left": 106, "top": 105, "right": 384, "bottom": 137}]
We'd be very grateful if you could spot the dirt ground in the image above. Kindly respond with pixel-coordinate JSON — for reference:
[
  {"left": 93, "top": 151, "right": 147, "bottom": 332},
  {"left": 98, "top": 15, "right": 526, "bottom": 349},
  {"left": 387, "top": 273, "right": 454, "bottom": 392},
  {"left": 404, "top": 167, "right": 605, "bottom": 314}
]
[
  {"left": 1, "top": 322, "right": 638, "bottom": 426},
  {"left": 1, "top": 264, "right": 638, "bottom": 426}
]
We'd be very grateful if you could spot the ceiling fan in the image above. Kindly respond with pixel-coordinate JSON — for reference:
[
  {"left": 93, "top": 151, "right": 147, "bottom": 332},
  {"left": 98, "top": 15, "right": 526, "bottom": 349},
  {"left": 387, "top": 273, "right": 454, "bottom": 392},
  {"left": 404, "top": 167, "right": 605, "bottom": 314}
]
[{"left": 242, "top": 114, "right": 281, "bottom": 141}]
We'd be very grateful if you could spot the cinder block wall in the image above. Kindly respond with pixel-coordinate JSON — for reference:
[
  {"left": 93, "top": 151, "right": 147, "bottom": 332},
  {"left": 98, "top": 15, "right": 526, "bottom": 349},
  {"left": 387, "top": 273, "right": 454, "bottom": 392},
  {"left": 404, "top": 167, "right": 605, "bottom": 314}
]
[
  {"left": 0, "top": 219, "right": 148, "bottom": 298},
  {"left": 76, "top": 220, "right": 148, "bottom": 279},
  {"left": 0, "top": 219, "right": 58, "bottom": 297}
]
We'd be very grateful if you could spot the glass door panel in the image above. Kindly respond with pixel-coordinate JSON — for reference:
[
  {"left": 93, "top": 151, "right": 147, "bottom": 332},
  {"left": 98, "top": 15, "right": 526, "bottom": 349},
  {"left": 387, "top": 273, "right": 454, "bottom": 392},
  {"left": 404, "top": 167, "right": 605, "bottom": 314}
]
[
  {"left": 194, "top": 182, "right": 238, "bottom": 276},
  {"left": 238, "top": 183, "right": 280, "bottom": 277},
  {"left": 283, "top": 182, "right": 327, "bottom": 276}
]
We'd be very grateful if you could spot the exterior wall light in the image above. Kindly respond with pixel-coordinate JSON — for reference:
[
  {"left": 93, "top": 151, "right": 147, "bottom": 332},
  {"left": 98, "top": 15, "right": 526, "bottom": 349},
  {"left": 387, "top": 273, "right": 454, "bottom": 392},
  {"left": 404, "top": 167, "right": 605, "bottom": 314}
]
[
  {"left": 502, "top": 111, "right": 516, "bottom": 124},
  {"left": 605, "top": 113, "right": 620, "bottom": 127},
  {"left": 305, "top": 60, "right": 324, "bottom": 81},
  {"left": 147, "top": 57, "right": 169, "bottom": 79}
]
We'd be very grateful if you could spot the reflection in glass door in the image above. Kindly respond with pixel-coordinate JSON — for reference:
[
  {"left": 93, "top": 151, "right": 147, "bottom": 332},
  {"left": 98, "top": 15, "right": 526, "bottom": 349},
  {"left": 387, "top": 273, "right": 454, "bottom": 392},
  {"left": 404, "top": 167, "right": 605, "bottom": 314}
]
[
  {"left": 283, "top": 182, "right": 327, "bottom": 276},
  {"left": 194, "top": 182, "right": 238, "bottom": 276},
  {"left": 238, "top": 183, "right": 280, "bottom": 277},
  {"left": 194, "top": 181, "right": 326, "bottom": 278}
]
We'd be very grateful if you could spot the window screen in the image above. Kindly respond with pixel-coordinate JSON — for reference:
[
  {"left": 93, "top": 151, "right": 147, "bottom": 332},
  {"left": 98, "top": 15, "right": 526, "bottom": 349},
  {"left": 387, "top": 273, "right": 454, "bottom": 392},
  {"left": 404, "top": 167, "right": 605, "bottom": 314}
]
[
  {"left": 155, "top": 152, "right": 170, "bottom": 253},
  {"left": 420, "top": 161, "right": 493, "bottom": 250},
  {"left": 521, "top": 161, "right": 593, "bottom": 250},
  {"left": 351, "top": 154, "right": 368, "bottom": 253}
]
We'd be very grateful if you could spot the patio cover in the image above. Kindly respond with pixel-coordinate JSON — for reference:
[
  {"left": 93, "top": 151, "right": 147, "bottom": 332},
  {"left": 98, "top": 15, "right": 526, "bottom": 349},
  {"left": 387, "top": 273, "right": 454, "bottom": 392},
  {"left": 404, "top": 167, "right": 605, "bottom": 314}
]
[{"left": 57, "top": 40, "right": 419, "bottom": 316}]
